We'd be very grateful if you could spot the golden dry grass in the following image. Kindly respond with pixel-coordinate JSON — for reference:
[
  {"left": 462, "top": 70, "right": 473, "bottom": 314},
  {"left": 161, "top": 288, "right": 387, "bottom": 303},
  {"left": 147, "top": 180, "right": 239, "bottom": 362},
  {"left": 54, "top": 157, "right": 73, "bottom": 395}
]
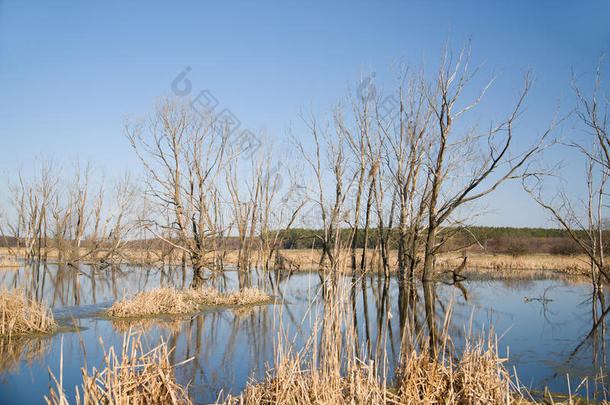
[
  {"left": 223, "top": 334, "right": 523, "bottom": 405},
  {"left": 0, "top": 246, "right": 592, "bottom": 277},
  {"left": 0, "top": 288, "right": 57, "bottom": 337},
  {"left": 222, "top": 280, "right": 531, "bottom": 405},
  {"left": 394, "top": 334, "right": 516, "bottom": 404},
  {"left": 436, "top": 254, "right": 590, "bottom": 276},
  {"left": 46, "top": 329, "right": 193, "bottom": 405},
  {"left": 272, "top": 249, "right": 592, "bottom": 278},
  {"left": 106, "top": 286, "right": 271, "bottom": 317}
]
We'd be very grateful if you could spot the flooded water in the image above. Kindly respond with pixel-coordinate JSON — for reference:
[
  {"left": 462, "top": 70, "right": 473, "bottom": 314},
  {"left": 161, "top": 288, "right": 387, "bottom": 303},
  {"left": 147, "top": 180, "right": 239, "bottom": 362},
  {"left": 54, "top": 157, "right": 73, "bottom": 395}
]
[{"left": 0, "top": 263, "right": 608, "bottom": 404}]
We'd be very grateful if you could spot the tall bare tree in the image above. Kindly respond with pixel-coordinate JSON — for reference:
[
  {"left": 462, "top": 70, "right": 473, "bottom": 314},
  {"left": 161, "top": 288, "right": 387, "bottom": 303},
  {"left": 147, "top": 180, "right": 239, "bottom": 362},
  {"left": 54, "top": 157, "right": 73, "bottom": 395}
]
[
  {"left": 524, "top": 59, "right": 610, "bottom": 288},
  {"left": 126, "top": 98, "right": 233, "bottom": 288}
]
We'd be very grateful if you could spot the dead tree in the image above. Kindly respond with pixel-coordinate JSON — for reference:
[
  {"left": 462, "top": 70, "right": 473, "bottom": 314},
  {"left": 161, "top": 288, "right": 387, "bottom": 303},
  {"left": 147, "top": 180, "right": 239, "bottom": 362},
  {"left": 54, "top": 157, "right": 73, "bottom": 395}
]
[
  {"left": 524, "top": 58, "right": 610, "bottom": 288},
  {"left": 420, "top": 42, "right": 552, "bottom": 282},
  {"left": 126, "top": 98, "right": 233, "bottom": 288}
]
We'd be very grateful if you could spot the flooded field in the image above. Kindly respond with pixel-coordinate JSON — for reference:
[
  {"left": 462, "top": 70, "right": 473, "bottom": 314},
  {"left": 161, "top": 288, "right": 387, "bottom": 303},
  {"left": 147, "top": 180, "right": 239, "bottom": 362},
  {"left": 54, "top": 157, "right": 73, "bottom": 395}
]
[{"left": 0, "top": 263, "right": 608, "bottom": 404}]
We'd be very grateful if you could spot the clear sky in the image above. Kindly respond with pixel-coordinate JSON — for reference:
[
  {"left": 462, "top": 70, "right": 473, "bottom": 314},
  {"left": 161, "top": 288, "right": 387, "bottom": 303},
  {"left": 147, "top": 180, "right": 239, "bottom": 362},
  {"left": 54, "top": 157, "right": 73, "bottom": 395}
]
[{"left": 1, "top": 1, "right": 608, "bottom": 227}]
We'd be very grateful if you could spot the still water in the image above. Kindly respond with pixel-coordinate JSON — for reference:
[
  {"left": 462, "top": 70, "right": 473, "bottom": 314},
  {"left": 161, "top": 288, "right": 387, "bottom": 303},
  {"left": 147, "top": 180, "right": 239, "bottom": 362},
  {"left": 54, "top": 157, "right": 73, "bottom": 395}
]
[{"left": 0, "top": 264, "right": 608, "bottom": 404}]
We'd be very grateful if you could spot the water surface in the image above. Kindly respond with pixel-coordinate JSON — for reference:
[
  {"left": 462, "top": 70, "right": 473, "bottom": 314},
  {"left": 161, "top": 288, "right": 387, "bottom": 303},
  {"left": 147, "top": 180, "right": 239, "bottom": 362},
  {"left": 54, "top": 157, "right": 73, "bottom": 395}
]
[{"left": 0, "top": 264, "right": 607, "bottom": 403}]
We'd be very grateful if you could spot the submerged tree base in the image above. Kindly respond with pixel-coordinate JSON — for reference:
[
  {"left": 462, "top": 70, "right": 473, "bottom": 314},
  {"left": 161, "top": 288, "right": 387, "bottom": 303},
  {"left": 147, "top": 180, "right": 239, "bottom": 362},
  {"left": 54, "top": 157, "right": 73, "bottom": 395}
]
[{"left": 106, "top": 287, "right": 271, "bottom": 317}]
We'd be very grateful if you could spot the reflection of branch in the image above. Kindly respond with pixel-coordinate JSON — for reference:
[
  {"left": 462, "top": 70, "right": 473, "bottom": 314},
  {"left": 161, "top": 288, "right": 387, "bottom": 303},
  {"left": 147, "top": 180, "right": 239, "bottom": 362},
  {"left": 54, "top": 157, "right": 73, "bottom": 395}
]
[{"left": 568, "top": 302, "right": 610, "bottom": 359}]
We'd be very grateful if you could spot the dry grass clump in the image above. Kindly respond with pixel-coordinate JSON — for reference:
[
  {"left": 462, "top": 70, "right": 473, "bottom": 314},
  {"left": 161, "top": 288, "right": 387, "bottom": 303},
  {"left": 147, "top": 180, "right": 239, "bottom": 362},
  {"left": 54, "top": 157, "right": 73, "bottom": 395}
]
[
  {"left": 107, "top": 287, "right": 196, "bottom": 317},
  {"left": 395, "top": 335, "right": 514, "bottom": 404},
  {"left": 190, "top": 287, "right": 270, "bottom": 306},
  {"left": 437, "top": 254, "right": 590, "bottom": 276},
  {"left": 46, "top": 329, "right": 193, "bottom": 405},
  {"left": 224, "top": 337, "right": 519, "bottom": 405},
  {"left": 0, "top": 288, "right": 57, "bottom": 337},
  {"left": 106, "top": 286, "right": 270, "bottom": 317}
]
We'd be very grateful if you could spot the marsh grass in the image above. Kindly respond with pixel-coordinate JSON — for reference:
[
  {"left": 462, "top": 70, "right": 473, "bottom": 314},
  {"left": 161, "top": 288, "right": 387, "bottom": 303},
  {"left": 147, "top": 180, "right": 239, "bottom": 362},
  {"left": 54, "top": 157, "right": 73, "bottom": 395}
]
[
  {"left": 46, "top": 329, "right": 193, "bottom": 405},
  {"left": 0, "top": 288, "right": 57, "bottom": 337},
  {"left": 106, "top": 286, "right": 271, "bottom": 317},
  {"left": 220, "top": 279, "right": 560, "bottom": 405},
  {"left": 436, "top": 254, "right": 590, "bottom": 277}
]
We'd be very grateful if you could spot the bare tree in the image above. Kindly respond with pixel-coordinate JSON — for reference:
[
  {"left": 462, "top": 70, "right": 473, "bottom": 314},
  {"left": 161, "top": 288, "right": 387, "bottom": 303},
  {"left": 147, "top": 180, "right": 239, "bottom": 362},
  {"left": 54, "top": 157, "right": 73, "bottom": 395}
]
[
  {"left": 126, "top": 98, "right": 233, "bottom": 288},
  {"left": 294, "top": 107, "right": 357, "bottom": 287},
  {"left": 524, "top": 58, "right": 610, "bottom": 288},
  {"left": 420, "top": 42, "right": 552, "bottom": 282}
]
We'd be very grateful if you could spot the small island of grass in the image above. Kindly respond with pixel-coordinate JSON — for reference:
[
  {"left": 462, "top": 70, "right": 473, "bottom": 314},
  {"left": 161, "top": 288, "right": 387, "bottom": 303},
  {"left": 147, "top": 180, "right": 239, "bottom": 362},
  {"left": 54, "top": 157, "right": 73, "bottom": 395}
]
[{"left": 106, "top": 287, "right": 272, "bottom": 318}]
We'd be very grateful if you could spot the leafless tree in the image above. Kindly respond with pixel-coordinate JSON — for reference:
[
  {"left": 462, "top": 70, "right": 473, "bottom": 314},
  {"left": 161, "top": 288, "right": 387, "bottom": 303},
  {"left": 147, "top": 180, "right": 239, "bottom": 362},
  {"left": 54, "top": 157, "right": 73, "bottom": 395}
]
[
  {"left": 294, "top": 107, "right": 357, "bottom": 287},
  {"left": 126, "top": 98, "right": 234, "bottom": 288},
  {"left": 524, "top": 58, "right": 610, "bottom": 288},
  {"left": 420, "top": 42, "right": 553, "bottom": 282}
]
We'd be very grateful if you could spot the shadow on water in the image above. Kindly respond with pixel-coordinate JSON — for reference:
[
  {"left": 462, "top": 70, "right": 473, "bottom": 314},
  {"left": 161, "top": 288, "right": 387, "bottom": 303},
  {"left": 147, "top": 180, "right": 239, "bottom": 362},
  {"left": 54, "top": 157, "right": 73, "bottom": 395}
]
[{"left": 0, "top": 262, "right": 608, "bottom": 403}]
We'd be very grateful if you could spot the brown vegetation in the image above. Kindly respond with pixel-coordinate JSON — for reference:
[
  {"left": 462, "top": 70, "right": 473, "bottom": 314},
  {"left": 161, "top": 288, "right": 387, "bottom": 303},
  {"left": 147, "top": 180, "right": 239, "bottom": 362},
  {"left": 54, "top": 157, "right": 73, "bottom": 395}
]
[
  {"left": 222, "top": 282, "right": 526, "bottom": 405},
  {"left": 223, "top": 334, "right": 523, "bottom": 405},
  {"left": 0, "top": 288, "right": 57, "bottom": 337},
  {"left": 106, "top": 286, "right": 270, "bottom": 317},
  {"left": 46, "top": 329, "right": 192, "bottom": 405}
]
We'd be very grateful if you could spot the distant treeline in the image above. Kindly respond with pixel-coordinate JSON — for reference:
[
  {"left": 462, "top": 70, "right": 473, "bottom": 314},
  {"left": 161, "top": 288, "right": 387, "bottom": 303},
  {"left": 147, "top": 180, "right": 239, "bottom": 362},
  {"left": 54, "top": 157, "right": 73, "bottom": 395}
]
[
  {"left": 270, "top": 227, "right": 596, "bottom": 255},
  {"left": 1, "top": 226, "right": 602, "bottom": 256}
]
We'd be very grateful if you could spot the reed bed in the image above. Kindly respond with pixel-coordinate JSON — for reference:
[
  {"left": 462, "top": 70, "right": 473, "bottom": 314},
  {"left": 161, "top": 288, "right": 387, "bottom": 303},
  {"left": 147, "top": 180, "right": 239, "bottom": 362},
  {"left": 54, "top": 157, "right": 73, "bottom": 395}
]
[
  {"left": 0, "top": 288, "right": 57, "bottom": 337},
  {"left": 46, "top": 329, "right": 193, "bottom": 405},
  {"left": 222, "top": 279, "right": 528, "bottom": 405},
  {"left": 106, "top": 286, "right": 270, "bottom": 317},
  {"left": 394, "top": 333, "right": 516, "bottom": 404},
  {"left": 436, "top": 254, "right": 589, "bottom": 276}
]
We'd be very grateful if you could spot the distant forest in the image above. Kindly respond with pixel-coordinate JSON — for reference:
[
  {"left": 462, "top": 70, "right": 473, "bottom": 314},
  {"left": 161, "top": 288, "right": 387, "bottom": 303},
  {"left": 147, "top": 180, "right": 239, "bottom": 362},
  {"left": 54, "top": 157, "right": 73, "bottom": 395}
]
[
  {"left": 269, "top": 227, "right": 592, "bottom": 255},
  {"left": 1, "top": 226, "right": 596, "bottom": 256}
]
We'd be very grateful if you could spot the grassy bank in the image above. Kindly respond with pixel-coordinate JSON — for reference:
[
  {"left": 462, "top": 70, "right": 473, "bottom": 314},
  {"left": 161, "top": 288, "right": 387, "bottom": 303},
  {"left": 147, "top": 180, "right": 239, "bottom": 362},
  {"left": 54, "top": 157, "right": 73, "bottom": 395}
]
[
  {"left": 106, "top": 286, "right": 271, "bottom": 317},
  {"left": 275, "top": 249, "right": 591, "bottom": 276},
  {"left": 0, "top": 246, "right": 593, "bottom": 279}
]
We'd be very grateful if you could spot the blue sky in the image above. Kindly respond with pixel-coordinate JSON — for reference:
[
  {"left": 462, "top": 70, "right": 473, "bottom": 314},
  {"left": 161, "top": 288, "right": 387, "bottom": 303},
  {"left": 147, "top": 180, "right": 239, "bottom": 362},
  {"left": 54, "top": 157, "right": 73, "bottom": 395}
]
[{"left": 0, "top": 1, "right": 608, "bottom": 227}]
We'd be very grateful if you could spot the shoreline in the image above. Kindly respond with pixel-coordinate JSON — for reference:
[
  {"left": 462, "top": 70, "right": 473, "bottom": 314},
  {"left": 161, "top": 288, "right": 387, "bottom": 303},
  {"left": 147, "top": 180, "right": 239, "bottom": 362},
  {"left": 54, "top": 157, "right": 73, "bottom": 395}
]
[{"left": 0, "top": 247, "right": 593, "bottom": 277}]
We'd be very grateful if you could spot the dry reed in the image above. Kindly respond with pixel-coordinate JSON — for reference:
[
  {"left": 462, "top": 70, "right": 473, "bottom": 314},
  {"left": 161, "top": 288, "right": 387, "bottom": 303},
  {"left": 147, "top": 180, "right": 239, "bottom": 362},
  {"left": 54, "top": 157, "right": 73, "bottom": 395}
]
[
  {"left": 0, "top": 288, "right": 57, "bottom": 337},
  {"left": 222, "top": 279, "right": 529, "bottom": 405},
  {"left": 46, "top": 329, "right": 193, "bottom": 405},
  {"left": 106, "top": 286, "right": 270, "bottom": 317}
]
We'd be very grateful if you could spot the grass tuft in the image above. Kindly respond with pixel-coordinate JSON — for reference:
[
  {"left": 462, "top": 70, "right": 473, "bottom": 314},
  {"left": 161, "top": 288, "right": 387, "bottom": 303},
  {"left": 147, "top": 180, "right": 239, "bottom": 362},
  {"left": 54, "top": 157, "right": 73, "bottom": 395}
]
[{"left": 0, "top": 288, "right": 57, "bottom": 337}]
